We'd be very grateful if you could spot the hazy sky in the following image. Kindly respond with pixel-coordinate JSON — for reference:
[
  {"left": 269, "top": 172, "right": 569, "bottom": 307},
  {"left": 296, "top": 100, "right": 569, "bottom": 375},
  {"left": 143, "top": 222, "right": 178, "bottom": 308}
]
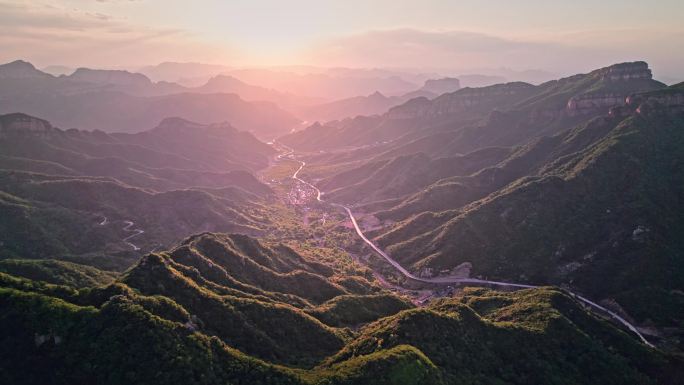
[{"left": 2, "top": 0, "right": 683, "bottom": 79}]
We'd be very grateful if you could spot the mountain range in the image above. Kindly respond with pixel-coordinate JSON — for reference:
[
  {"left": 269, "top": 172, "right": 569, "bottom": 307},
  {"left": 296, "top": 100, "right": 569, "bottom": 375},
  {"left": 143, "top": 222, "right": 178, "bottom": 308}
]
[
  {"left": 2, "top": 236, "right": 681, "bottom": 384},
  {"left": 281, "top": 62, "right": 664, "bottom": 151},
  {"left": 0, "top": 113, "right": 277, "bottom": 269},
  {"left": 0, "top": 60, "right": 301, "bottom": 138},
  {"left": 0, "top": 60, "right": 471, "bottom": 137},
  {"left": 284, "top": 62, "right": 684, "bottom": 352},
  {"left": 1, "top": 60, "right": 683, "bottom": 384},
  {"left": 293, "top": 78, "right": 462, "bottom": 122}
]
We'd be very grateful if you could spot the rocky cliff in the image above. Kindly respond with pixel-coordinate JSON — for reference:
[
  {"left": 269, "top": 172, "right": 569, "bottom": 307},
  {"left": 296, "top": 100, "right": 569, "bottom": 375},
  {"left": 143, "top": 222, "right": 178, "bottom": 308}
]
[
  {"left": 627, "top": 84, "right": 684, "bottom": 114},
  {"left": 598, "top": 61, "right": 653, "bottom": 81},
  {"left": 566, "top": 93, "right": 631, "bottom": 115},
  {"left": 565, "top": 62, "right": 662, "bottom": 116}
]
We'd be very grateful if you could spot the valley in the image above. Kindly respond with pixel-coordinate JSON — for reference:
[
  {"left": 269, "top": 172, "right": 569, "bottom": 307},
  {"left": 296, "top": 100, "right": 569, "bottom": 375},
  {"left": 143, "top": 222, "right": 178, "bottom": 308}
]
[
  {"left": 272, "top": 142, "right": 654, "bottom": 347},
  {"left": 278, "top": 66, "right": 684, "bottom": 351},
  {"left": 1, "top": 58, "right": 683, "bottom": 384}
]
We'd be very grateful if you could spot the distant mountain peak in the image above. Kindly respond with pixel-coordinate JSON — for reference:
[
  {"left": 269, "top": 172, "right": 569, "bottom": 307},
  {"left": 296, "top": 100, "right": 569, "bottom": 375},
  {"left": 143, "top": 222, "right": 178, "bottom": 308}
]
[
  {"left": 565, "top": 61, "right": 663, "bottom": 116},
  {"left": 205, "top": 74, "right": 244, "bottom": 85},
  {"left": 4, "top": 59, "right": 35, "bottom": 69},
  {"left": 155, "top": 116, "right": 206, "bottom": 129},
  {"left": 595, "top": 61, "right": 652, "bottom": 82},
  {"left": 309, "top": 121, "right": 324, "bottom": 129},
  {"left": 153, "top": 117, "right": 236, "bottom": 134},
  {"left": 69, "top": 67, "right": 152, "bottom": 86},
  {"left": 0, "top": 59, "right": 51, "bottom": 79},
  {"left": 420, "top": 77, "right": 461, "bottom": 95}
]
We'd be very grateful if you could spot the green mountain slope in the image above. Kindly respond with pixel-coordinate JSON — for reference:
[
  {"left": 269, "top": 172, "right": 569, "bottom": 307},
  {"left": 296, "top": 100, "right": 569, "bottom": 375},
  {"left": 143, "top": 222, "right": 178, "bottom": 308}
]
[
  {"left": 292, "top": 63, "right": 667, "bottom": 217},
  {"left": 165, "top": 233, "right": 349, "bottom": 304},
  {"left": 0, "top": 226, "right": 447, "bottom": 384},
  {"left": 375, "top": 87, "right": 684, "bottom": 343},
  {"left": 2, "top": 267, "right": 677, "bottom": 384},
  {"left": 281, "top": 62, "right": 664, "bottom": 154},
  {"left": 0, "top": 114, "right": 276, "bottom": 191},
  {"left": 121, "top": 253, "right": 347, "bottom": 366},
  {"left": 328, "top": 287, "right": 682, "bottom": 385},
  {"left": 0, "top": 259, "right": 115, "bottom": 287},
  {"left": 0, "top": 171, "right": 270, "bottom": 266},
  {"left": 375, "top": 111, "right": 627, "bottom": 221},
  {"left": 0, "top": 113, "right": 281, "bottom": 269},
  {"left": 319, "top": 147, "right": 511, "bottom": 204}
]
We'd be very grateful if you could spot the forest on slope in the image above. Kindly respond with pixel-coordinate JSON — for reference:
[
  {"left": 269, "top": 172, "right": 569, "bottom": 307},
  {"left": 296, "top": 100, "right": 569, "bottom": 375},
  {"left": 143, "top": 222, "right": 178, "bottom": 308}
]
[{"left": 1, "top": 61, "right": 683, "bottom": 384}]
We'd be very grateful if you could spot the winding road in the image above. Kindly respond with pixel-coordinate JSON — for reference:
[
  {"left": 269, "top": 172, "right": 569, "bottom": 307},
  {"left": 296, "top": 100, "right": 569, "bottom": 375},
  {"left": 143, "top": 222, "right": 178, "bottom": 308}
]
[
  {"left": 282, "top": 147, "right": 654, "bottom": 347},
  {"left": 122, "top": 220, "right": 144, "bottom": 251},
  {"left": 99, "top": 216, "right": 144, "bottom": 251}
]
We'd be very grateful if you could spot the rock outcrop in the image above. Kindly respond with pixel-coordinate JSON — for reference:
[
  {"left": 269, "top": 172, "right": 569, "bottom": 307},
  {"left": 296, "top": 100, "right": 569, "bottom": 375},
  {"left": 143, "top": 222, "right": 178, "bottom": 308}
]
[
  {"left": 566, "top": 62, "right": 662, "bottom": 116},
  {"left": 597, "top": 61, "right": 653, "bottom": 81},
  {"left": 566, "top": 93, "right": 630, "bottom": 116},
  {"left": 627, "top": 84, "right": 684, "bottom": 114},
  {"left": 420, "top": 77, "right": 461, "bottom": 95},
  {"left": 0, "top": 113, "right": 56, "bottom": 138}
]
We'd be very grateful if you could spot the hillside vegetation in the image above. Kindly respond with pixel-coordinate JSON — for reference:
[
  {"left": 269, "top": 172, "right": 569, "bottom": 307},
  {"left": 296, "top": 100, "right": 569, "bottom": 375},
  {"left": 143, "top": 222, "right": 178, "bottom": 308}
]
[
  {"left": 2, "top": 60, "right": 683, "bottom": 383},
  {"left": 2, "top": 266, "right": 679, "bottom": 385},
  {"left": 284, "top": 65, "right": 684, "bottom": 353},
  {"left": 0, "top": 113, "right": 279, "bottom": 269},
  {"left": 329, "top": 287, "right": 682, "bottom": 385}
]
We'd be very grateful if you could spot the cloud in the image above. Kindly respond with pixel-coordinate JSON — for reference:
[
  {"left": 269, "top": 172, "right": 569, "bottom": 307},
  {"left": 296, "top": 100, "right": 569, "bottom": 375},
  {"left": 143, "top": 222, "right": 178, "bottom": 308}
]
[
  {"left": 308, "top": 29, "right": 603, "bottom": 70},
  {"left": 305, "top": 28, "right": 684, "bottom": 79},
  {"left": 0, "top": 1, "right": 233, "bottom": 68},
  {"left": 1, "top": 2, "right": 681, "bottom": 81}
]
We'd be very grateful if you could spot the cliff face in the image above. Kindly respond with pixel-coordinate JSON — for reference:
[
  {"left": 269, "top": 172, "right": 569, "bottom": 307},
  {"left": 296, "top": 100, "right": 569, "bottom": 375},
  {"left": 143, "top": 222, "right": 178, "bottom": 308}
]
[
  {"left": 598, "top": 61, "right": 653, "bottom": 81},
  {"left": 0, "top": 113, "right": 56, "bottom": 138},
  {"left": 566, "top": 93, "right": 631, "bottom": 115},
  {"left": 566, "top": 62, "right": 662, "bottom": 116},
  {"left": 387, "top": 63, "right": 661, "bottom": 122},
  {"left": 627, "top": 87, "right": 684, "bottom": 114}
]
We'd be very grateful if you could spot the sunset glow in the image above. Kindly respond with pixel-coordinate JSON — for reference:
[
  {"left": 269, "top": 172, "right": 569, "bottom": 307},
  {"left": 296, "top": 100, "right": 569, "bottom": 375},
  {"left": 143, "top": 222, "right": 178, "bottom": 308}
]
[
  {"left": 2, "top": 1, "right": 684, "bottom": 383},
  {"left": 2, "top": 0, "right": 683, "bottom": 80}
]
